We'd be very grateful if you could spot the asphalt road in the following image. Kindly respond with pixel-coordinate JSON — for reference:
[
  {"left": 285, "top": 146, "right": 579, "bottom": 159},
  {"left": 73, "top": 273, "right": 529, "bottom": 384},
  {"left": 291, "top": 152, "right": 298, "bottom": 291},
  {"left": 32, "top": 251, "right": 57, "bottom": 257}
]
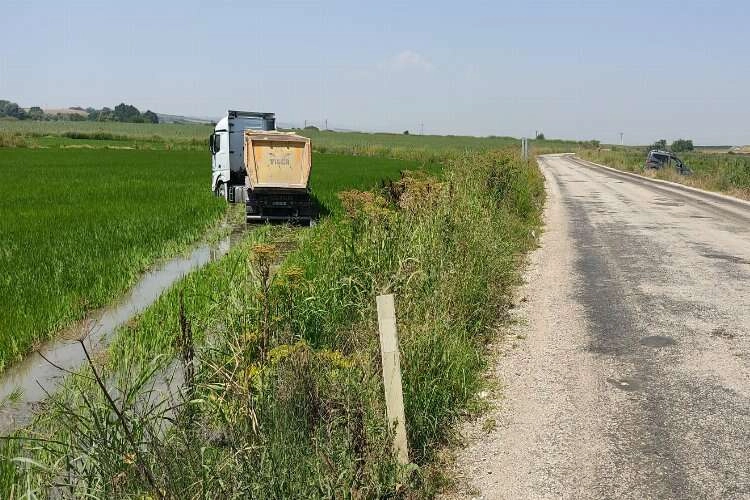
[{"left": 452, "top": 155, "right": 750, "bottom": 499}]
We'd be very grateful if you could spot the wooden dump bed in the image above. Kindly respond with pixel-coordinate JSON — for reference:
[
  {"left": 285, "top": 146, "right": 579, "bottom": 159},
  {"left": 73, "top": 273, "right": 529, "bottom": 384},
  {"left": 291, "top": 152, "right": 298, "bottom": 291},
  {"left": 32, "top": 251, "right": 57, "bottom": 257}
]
[{"left": 244, "top": 131, "right": 312, "bottom": 190}]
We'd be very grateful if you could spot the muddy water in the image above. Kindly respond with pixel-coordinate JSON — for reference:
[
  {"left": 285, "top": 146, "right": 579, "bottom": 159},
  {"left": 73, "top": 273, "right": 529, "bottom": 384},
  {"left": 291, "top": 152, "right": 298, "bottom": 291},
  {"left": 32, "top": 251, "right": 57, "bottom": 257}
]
[{"left": 0, "top": 230, "right": 245, "bottom": 434}]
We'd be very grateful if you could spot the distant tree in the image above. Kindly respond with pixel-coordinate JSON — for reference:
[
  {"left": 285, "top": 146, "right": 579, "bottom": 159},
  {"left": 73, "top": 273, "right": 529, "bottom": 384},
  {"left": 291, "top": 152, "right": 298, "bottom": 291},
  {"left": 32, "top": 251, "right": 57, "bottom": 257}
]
[
  {"left": 0, "top": 100, "right": 27, "bottom": 119},
  {"left": 27, "top": 106, "right": 44, "bottom": 120},
  {"left": 142, "top": 110, "right": 159, "bottom": 124},
  {"left": 97, "top": 107, "right": 114, "bottom": 121},
  {"left": 670, "top": 139, "right": 694, "bottom": 152},
  {"left": 535, "top": 132, "right": 545, "bottom": 140},
  {"left": 81, "top": 103, "right": 159, "bottom": 123},
  {"left": 650, "top": 139, "right": 667, "bottom": 150},
  {"left": 403, "top": 130, "right": 410, "bottom": 135},
  {"left": 113, "top": 103, "right": 142, "bottom": 122},
  {"left": 303, "top": 125, "right": 319, "bottom": 131},
  {"left": 591, "top": 139, "right": 600, "bottom": 148}
]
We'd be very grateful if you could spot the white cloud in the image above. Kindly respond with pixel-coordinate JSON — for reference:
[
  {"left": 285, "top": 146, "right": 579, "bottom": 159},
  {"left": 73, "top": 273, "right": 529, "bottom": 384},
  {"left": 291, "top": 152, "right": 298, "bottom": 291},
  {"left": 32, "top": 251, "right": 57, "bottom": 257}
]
[{"left": 382, "top": 50, "right": 434, "bottom": 72}]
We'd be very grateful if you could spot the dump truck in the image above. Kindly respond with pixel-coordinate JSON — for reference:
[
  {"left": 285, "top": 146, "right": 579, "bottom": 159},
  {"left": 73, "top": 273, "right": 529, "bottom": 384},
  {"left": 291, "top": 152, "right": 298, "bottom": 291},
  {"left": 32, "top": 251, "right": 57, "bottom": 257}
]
[{"left": 209, "top": 110, "right": 315, "bottom": 224}]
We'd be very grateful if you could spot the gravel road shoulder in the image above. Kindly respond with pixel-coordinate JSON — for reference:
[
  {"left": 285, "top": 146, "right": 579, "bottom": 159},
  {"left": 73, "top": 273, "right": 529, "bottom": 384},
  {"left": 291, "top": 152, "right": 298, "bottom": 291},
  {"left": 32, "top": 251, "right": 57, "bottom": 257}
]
[
  {"left": 446, "top": 161, "right": 608, "bottom": 499},
  {"left": 445, "top": 155, "right": 750, "bottom": 499}
]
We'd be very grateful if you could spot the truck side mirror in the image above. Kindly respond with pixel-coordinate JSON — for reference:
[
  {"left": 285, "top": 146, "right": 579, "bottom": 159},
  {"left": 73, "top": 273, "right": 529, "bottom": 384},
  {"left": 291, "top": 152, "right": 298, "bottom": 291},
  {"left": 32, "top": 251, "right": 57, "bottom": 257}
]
[{"left": 209, "top": 133, "right": 216, "bottom": 153}]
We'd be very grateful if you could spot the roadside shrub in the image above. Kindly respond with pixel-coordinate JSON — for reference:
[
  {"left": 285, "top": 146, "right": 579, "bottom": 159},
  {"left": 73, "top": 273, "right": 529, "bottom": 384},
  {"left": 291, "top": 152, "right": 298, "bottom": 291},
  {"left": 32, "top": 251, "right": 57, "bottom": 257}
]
[{"left": 60, "top": 131, "right": 129, "bottom": 141}]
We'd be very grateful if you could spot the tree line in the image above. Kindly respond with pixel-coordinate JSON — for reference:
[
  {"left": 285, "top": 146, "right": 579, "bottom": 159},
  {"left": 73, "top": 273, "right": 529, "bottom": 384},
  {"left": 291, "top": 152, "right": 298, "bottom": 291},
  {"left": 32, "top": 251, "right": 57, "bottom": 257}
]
[
  {"left": 649, "top": 138, "right": 694, "bottom": 153},
  {"left": 0, "top": 100, "right": 159, "bottom": 124}
]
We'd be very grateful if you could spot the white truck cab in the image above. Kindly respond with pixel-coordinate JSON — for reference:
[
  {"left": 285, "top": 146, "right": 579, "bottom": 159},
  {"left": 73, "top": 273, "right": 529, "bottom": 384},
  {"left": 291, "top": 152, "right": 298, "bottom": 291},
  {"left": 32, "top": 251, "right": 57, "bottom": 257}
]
[{"left": 209, "top": 110, "right": 276, "bottom": 201}]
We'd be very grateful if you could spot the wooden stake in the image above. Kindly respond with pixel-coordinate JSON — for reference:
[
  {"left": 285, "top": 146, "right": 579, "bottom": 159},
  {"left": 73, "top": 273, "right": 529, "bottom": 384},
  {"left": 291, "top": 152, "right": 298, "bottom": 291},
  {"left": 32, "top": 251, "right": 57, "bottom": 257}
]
[{"left": 376, "top": 294, "right": 409, "bottom": 464}]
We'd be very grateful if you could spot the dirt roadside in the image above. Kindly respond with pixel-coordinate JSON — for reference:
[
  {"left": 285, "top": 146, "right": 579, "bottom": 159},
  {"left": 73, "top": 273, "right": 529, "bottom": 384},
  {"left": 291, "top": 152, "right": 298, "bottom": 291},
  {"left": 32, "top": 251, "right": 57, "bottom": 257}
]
[
  {"left": 445, "top": 157, "right": 605, "bottom": 498},
  {"left": 445, "top": 154, "right": 750, "bottom": 499}
]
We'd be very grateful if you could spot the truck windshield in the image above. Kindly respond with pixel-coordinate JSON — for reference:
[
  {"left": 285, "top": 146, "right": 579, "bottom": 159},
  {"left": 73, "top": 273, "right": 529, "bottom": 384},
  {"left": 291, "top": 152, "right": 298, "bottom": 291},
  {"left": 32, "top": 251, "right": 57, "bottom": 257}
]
[{"left": 240, "top": 117, "right": 265, "bottom": 130}]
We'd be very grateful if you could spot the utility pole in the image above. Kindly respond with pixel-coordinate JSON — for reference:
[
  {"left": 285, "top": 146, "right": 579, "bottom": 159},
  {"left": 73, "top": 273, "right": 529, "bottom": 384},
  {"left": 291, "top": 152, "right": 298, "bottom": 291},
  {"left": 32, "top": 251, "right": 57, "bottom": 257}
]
[
  {"left": 324, "top": 119, "right": 328, "bottom": 131},
  {"left": 420, "top": 122, "right": 424, "bottom": 135},
  {"left": 620, "top": 132, "right": 624, "bottom": 146},
  {"left": 304, "top": 119, "right": 307, "bottom": 128}
]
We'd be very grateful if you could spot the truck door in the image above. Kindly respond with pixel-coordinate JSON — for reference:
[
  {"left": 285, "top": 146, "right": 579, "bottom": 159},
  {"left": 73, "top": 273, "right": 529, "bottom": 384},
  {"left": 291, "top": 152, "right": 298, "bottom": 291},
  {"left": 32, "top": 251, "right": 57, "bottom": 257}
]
[
  {"left": 210, "top": 131, "right": 229, "bottom": 192},
  {"left": 228, "top": 116, "right": 267, "bottom": 185}
]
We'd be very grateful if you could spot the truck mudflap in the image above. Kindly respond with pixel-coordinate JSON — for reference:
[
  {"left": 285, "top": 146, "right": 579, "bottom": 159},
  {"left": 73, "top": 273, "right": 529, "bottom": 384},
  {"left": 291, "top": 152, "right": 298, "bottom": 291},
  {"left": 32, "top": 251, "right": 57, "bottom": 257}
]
[{"left": 245, "top": 190, "right": 316, "bottom": 224}]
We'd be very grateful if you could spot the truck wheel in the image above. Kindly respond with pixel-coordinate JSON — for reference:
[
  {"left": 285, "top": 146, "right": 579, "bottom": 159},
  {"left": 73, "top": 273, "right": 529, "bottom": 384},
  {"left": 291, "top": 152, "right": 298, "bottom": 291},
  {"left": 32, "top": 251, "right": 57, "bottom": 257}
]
[{"left": 215, "top": 182, "right": 227, "bottom": 200}]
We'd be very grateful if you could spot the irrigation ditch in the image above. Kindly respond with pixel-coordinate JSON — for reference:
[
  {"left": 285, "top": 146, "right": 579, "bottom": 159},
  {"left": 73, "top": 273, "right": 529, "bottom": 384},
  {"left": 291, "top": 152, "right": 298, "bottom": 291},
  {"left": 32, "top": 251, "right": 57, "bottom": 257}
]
[{"left": 0, "top": 225, "right": 253, "bottom": 433}]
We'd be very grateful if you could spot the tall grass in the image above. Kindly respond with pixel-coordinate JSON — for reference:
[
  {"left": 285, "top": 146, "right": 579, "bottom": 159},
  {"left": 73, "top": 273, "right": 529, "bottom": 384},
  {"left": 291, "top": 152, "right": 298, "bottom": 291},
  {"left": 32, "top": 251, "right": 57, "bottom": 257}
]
[
  {"left": 2, "top": 150, "right": 543, "bottom": 497},
  {"left": 0, "top": 132, "right": 27, "bottom": 148},
  {"left": 578, "top": 147, "right": 750, "bottom": 198},
  {"left": 310, "top": 152, "right": 435, "bottom": 212}
]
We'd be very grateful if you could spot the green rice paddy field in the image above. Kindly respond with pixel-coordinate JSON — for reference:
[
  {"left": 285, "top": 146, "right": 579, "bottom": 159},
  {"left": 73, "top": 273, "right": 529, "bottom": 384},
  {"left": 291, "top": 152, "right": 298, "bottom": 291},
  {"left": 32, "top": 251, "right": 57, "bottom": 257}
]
[{"left": 0, "top": 145, "right": 421, "bottom": 372}]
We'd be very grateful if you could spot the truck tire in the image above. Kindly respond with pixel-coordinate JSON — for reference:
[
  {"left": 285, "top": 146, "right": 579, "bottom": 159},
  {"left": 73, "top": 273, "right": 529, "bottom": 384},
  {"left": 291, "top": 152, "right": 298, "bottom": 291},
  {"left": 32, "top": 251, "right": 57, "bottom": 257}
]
[{"left": 215, "top": 182, "right": 227, "bottom": 200}]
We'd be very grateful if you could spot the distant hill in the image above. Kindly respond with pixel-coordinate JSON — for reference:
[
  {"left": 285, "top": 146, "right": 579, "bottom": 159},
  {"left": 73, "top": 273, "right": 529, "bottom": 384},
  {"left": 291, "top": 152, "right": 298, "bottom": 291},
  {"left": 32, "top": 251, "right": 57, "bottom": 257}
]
[
  {"left": 156, "top": 113, "right": 215, "bottom": 125},
  {"left": 37, "top": 107, "right": 88, "bottom": 117},
  {"left": 730, "top": 146, "right": 750, "bottom": 155}
]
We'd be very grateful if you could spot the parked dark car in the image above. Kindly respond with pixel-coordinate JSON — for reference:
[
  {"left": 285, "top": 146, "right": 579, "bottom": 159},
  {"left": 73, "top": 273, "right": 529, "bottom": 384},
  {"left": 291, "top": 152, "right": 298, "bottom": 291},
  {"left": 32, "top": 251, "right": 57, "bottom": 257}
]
[{"left": 645, "top": 150, "right": 691, "bottom": 175}]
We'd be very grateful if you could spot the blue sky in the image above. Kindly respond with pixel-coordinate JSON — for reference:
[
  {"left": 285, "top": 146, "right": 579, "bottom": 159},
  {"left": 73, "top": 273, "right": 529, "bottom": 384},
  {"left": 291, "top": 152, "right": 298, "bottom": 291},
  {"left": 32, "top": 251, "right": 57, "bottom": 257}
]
[{"left": 1, "top": 0, "right": 748, "bottom": 144}]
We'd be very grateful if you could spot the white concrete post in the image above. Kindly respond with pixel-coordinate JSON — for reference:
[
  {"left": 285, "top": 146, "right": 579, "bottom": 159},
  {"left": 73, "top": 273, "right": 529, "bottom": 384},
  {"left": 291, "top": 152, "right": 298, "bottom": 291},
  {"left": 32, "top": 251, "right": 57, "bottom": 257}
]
[{"left": 376, "top": 294, "right": 409, "bottom": 464}]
